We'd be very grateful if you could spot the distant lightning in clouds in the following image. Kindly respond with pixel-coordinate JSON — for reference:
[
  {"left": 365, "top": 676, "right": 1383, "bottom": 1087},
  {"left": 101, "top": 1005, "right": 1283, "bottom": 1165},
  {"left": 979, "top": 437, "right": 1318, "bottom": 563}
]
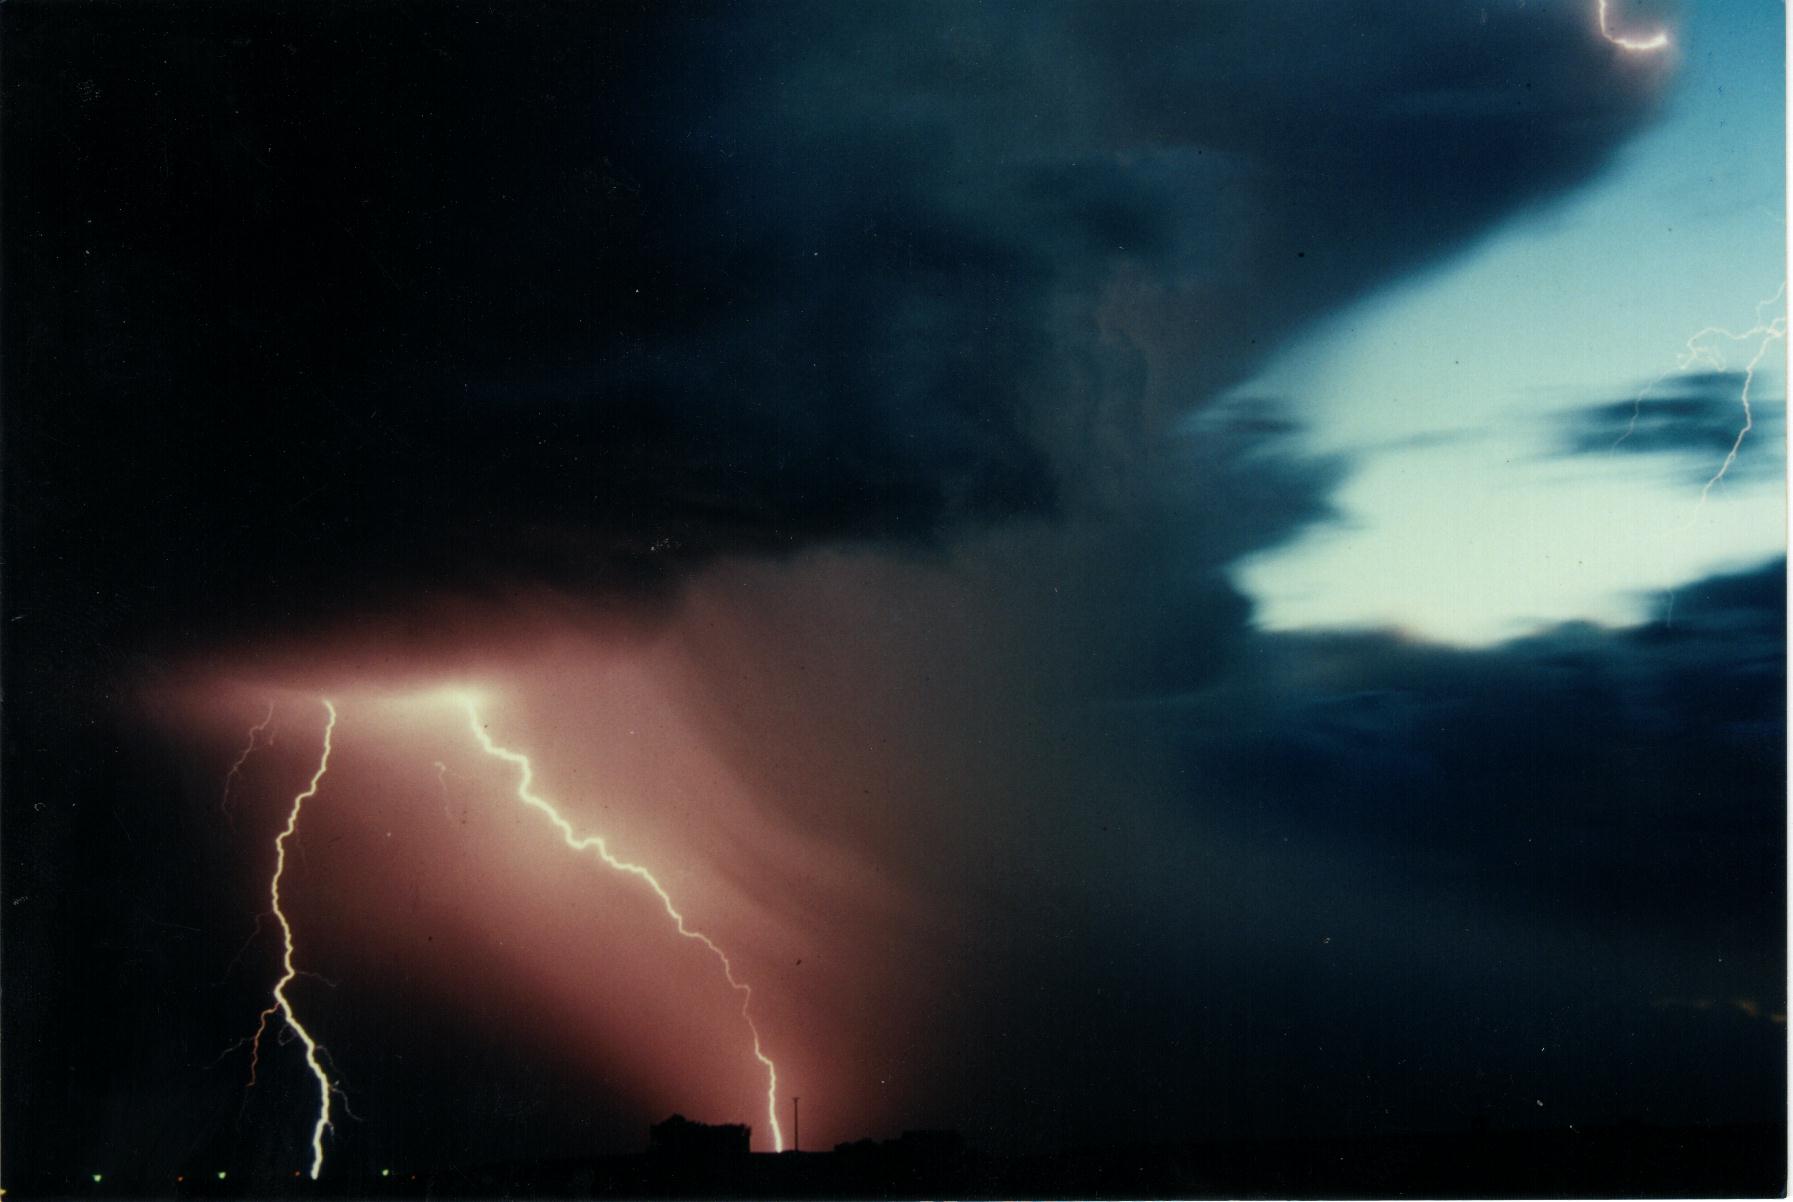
[
  {"left": 1596, "top": 0, "right": 1671, "bottom": 52},
  {"left": 1611, "top": 284, "right": 1787, "bottom": 505},
  {"left": 1689, "top": 284, "right": 1788, "bottom": 504},
  {"left": 459, "top": 696, "right": 786, "bottom": 1152},
  {"left": 434, "top": 759, "right": 459, "bottom": 825},
  {"left": 245, "top": 699, "right": 341, "bottom": 1180}
]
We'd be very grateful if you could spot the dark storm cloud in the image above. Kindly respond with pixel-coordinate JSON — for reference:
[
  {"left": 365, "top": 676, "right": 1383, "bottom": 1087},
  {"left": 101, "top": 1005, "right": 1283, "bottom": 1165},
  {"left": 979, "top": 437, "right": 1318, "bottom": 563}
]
[
  {"left": 1557, "top": 371, "right": 1784, "bottom": 483},
  {"left": 1177, "top": 558, "right": 1784, "bottom": 941},
  {"left": 13, "top": 2, "right": 1751, "bottom": 1182},
  {"left": 6, "top": 0, "right": 1668, "bottom": 663},
  {"left": 965, "top": 557, "right": 1785, "bottom": 1145}
]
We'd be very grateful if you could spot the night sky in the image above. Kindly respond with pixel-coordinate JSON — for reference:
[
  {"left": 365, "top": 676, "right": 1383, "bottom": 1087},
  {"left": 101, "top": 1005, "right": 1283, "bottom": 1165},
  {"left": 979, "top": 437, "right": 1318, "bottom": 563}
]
[{"left": 4, "top": 0, "right": 1785, "bottom": 1191}]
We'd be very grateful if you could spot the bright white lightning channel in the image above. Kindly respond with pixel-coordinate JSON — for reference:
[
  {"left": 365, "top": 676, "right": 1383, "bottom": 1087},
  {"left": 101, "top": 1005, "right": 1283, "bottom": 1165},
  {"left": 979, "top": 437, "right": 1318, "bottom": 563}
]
[
  {"left": 1596, "top": 0, "right": 1670, "bottom": 52},
  {"left": 244, "top": 699, "right": 342, "bottom": 1180},
  {"left": 459, "top": 697, "right": 786, "bottom": 1153}
]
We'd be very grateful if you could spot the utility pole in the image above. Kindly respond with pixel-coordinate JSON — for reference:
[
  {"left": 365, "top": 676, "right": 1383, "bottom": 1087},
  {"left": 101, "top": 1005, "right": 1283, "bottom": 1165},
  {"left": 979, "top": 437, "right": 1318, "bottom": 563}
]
[{"left": 792, "top": 1096, "right": 800, "bottom": 1154}]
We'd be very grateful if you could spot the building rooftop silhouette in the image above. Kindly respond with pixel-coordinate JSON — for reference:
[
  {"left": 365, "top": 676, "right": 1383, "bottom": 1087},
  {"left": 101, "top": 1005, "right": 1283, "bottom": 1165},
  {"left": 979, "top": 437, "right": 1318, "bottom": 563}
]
[{"left": 647, "top": 1113, "right": 751, "bottom": 1158}]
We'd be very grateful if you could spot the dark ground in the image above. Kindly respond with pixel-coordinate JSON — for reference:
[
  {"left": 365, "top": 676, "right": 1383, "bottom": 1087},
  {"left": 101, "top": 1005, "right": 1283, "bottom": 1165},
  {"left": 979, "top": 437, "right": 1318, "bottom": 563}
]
[{"left": 16, "top": 1123, "right": 1787, "bottom": 1200}]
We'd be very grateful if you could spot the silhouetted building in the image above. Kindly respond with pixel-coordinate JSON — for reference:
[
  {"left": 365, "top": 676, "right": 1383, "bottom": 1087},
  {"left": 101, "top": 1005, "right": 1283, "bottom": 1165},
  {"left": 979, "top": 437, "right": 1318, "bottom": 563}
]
[
  {"left": 647, "top": 1113, "right": 750, "bottom": 1158},
  {"left": 834, "top": 1129, "right": 964, "bottom": 1161}
]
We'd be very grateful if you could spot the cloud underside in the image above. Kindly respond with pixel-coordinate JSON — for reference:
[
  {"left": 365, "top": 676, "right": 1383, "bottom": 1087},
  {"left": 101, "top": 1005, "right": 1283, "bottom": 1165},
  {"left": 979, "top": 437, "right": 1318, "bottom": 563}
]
[
  {"left": 10, "top": 0, "right": 1670, "bottom": 651},
  {"left": 1561, "top": 372, "right": 1784, "bottom": 483}
]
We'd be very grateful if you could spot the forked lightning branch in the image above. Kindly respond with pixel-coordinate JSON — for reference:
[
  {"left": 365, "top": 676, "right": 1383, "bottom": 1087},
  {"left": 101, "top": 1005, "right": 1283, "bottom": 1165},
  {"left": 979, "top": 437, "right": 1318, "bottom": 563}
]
[{"left": 228, "top": 695, "right": 784, "bottom": 1179}]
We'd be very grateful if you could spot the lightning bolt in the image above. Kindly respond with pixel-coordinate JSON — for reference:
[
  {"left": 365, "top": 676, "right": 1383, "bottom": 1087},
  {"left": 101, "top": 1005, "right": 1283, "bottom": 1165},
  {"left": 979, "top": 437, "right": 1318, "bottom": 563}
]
[
  {"left": 1687, "top": 284, "right": 1788, "bottom": 504},
  {"left": 222, "top": 701, "right": 276, "bottom": 827},
  {"left": 459, "top": 697, "right": 786, "bottom": 1152},
  {"left": 1596, "top": 0, "right": 1670, "bottom": 52},
  {"left": 1603, "top": 283, "right": 1787, "bottom": 623},
  {"left": 1617, "top": 284, "right": 1789, "bottom": 508},
  {"left": 434, "top": 759, "right": 458, "bottom": 825},
  {"left": 245, "top": 699, "right": 340, "bottom": 1180}
]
